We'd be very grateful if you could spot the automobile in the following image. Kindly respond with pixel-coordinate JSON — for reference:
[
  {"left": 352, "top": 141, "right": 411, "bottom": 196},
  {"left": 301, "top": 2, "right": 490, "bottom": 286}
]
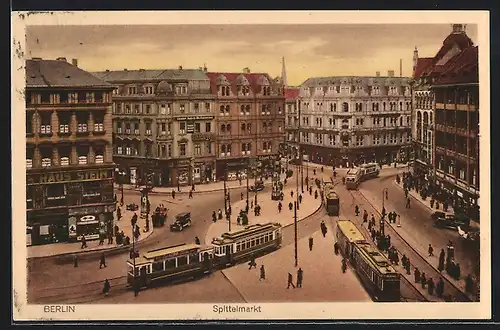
[
  {"left": 126, "top": 203, "right": 139, "bottom": 211},
  {"left": 170, "top": 212, "right": 192, "bottom": 232},
  {"left": 248, "top": 180, "right": 265, "bottom": 192},
  {"left": 433, "top": 212, "right": 470, "bottom": 230}
]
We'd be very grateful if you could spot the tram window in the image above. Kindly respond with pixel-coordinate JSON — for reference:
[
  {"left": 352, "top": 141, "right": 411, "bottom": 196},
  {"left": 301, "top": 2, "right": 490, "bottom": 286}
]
[
  {"left": 178, "top": 256, "right": 188, "bottom": 267},
  {"left": 152, "top": 261, "right": 164, "bottom": 272},
  {"left": 260, "top": 237, "right": 264, "bottom": 244},
  {"left": 268, "top": 233, "right": 272, "bottom": 241},
  {"left": 264, "top": 235, "right": 268, "bottom": 243},
  {"left": 251, "top": 239, "right": 255, "bottom": 247},
  {"left": 189, "top": 253, "right": 199, "bottom": 264},
  {"left": 236, "top": 244, "right": 241, "bottom": 252},
  {"left": 246, "top": 241, "right": 250, "bottom": 249},
  {"left": 165, "top": 259, "right": 176, "bottom": 269}
]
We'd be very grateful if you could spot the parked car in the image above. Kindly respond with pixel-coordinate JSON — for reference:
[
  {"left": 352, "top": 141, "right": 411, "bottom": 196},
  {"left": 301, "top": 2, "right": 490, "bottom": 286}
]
[
  {"left": 248, "top": 180, "right": 265, "bottom": 192},
  {"left": 126, "top": 203, "right": 139, "bottom": 211},
  {"left": 170, "top": 212, "right": 192, "bottom": 232},
  {"left": 433, "top": 212, "right": 470, "bottom": 230}
]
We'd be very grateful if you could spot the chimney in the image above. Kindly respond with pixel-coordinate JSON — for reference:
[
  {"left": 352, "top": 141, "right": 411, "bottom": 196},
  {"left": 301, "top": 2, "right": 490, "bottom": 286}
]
[
  {"left": 243, "top": 67, "right": 250, "bottom": 74},
  {"left": 105, "top": 69, "right": 110, "bottom": 72},
  {"left": 388, "top": 70, "right": 395, "bottom": 77},
  {"left": 178, "top": 65, "right": 183, "bottom": 70},
  {"left": 203, "top": 63, "right": 207, "bottom": 72},
  {"left": 124, "top": 68, "right": 128, "bottom": 71},
  {"left": 72, "top": 58, "right": 78, "bottom": 67},
  {"left": 56, "top": 57, "right": 67, "bottom": 62},
  {"left": 375, "top": 71, "right": 380, "bottom": 77}
]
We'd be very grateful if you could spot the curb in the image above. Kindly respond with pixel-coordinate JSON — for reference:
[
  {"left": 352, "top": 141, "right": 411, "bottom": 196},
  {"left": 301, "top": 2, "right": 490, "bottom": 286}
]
[
  {"left": 116, "top": 181, "right": 277, "bottom": 195},
  {"left": 28, "top": 228, "right": 155, "bottom": 262},
  {"left": 355, "top": 187, "right": 475, "bottom": 302}
]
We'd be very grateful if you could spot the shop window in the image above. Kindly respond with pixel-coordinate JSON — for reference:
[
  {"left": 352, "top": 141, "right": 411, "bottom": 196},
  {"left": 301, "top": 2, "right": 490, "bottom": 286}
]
[
  {"left": 46, "top": 184, "right": 66, "bottom": 207},
  {"left": 82, "top": 181, "right": 102, "bottom": 204}
]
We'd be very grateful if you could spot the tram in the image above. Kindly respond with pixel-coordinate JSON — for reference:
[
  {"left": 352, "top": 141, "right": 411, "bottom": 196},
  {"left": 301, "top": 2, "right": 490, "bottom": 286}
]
[
  {"left": 212, "top": 223, "right": 282, "bottom": 266},
  {"left": 336, "top": 220, "right": 401, "bottom": 302},
  {"left": 323, "top": 182, "right": 340, "bottom": 216},
  {"left": 359, "top": 163, "right": 380, "bottom": 181},
  {"left": 345, "top": 168, "right": 362, "bottom": 190},
  {"left": 126, "top": 222, "right": 282, "bottom": 289},
  {"left": 126, "top": 243, "right": 214, "bottom": 288}
]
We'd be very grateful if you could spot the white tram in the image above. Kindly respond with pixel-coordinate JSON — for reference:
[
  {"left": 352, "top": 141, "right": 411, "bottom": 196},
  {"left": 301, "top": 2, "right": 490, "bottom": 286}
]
[
  {"left": 345, "top": 168, "right": 362, "bottom": 190},
  {"left": 359, "top": 162, "right": 380, "bottom": 181}
]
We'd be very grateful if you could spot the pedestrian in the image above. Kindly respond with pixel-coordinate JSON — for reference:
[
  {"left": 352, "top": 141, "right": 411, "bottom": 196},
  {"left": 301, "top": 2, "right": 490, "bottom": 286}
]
[
  {"left": 386, "top": 235, "right": 391, "bottom": 248},
  {"left": 172, "top": 189, "right": 176, "bottom": 199},
  {"left": 278, "top": 201, "right": 282, "bottom": 213},
  {"left": 405, "top": 259, "right": 411, "bottom": 275},
  {"left": 299, "top": 194, "right": 303, "bottom": 204},
  {"left": 287, "top": 272, "right": 296, "bottom": 289},
  {"left": 334, "top": 241, "right": 339, "bottom": 255},
  {"left": 309, "top": 237, "right": 314, "bottom": 251},
  {"left": 363, "top": 210, "right": 368, "bottom": 223},
  {"left": 436, "top": 278, "right": 445, "bottom": 298},
  {"left": 248, "top": 256, "right": 257, "bottom": 270},
  {"left": 98, "top": 233, "right": 105, "bottom": 245},
  {"left": 195, "top": 236, "right": 201, "bottom": 245},
  {"left": 241, "top": 192, "right": 244, "bottom": 200},
  {"left": 133, "top": 277, "right": 140, "bottom": 297},
  {"left": 401, "top": 254, "right": 407, "bottom": 268},
  {"left": 354, "top": 205, "right": 359, "bottom": 216},
  {"left": 406, "top": 197, "right": 411, "bottom": 208},
  {"left": 428, "top": 244, "right": 434, "bottom": 257},
  {"left": 73, "top": 255, "right": 78, "bottom": 268},
  {"left": 297, "top": 268, "right": 303, "bottom": 288},
  {"left": 289, "top": 202, "right": 293, "bottom": 211},
  {"left": 189, "top": 189, "right": 193, "bottom": 199},
  {"left": 428, "top": 278, "right": 435, "bottom": 295},
  {"left": 414, "top": 267, "right": 421, "bottom": 283},
  {"left": 260, "top": 265, "right": 266, "bottom": 280},
  {"left": 385, "top": 190, "right": 388, "bottom": 200},
  {"left": 438, "top": 249, "right": 445, "bottom": 272},
  {"left": 320, "top": 221, "right": 327, "bottom": 237},
  {"left": 81, "top": 234, "right": 87, "bottom": 249},
  {"left": 398, "top": 214, "right": 401, "bottom": 225},
  {"left": 192, "top": 183, "right": 195, "bottom": 191},
  {"left": 371, "top": 214, "right": 375, "bottom": 224},
  {"left": 465, "top": 274, "right": 473, "bottom": 294},
  {"left": 291, "top": 190, "right": 294, "bottom": 198},
  {"left": 99, "top": 253, "right": 107, "bottom": 269},
  {"left": 102, "top": 279, "right": 110, "bottom": 296},
  {"left": 237, "top": 216, "right": 241, "bottom": 225},
  {"left": 421, "top": 272, "right": 427, "bottom": 288},
  {"left": 309, "top": 186, "right": 313, "bottom": 195}
]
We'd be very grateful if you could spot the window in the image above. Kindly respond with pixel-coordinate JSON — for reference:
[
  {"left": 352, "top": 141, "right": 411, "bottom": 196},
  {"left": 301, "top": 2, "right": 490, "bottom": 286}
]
[
  {"left": 145, "top": 122, "right": 152, "bottom": 135},
  {"left": 93, "top": 114, "right": 104, "bottom": 133},
  {"left": 221, "top": 124, "right": 226, "bottom": 133},
  {"left": 145, "top": 104, "right": 151, "bottom": 114},
  {"left": 77, "top": 122, "right": 88, "bottom": 133},
  {"left": 145, "top": 86, "right": 154, "bottom": 94},
  {"left": 160, "top": 104, "right": 166, "bottom": 115},
  {"left": 125, "top": 104, "right": 131, "bottom": 114},
  {"left": 356, "top": 135, "right": 364, "bottom": 146},
  {"left": 78, "top": 155, "right": 88, "bottom": 165},
  {"left": 152, "top": 261, "right": 164, "bottom": 272},
  {"left": 180, "top": 143, "right": 186, "bottom": 156},
  {"left": 134, "top": 104, "right": 141, "bottom": 114},
  {"left": 205, "top": 122, "right": 211, "bottom": 133},
  {"left": 86, "top": 92, "right": 95, "bottom": 103},
  {"left": 67, "top": 92, "right": 78, "bottom": 104},
  {"left": 342, "top": 102, "right": 349, "bottom": 112},
  {"left": 134, "top": 122, "right": 140, "bottom": 135},
  {"left": 168, "top": 144, "right": 172, "bottom": 157},
  {"left": 205, "top": 103, "right": 211, "bottom": 112},
  {"left": 194, "top": 143, "right": 201, "bottom": 155},
  {"left": 241, "top": 123, "right": 246, "bottom": 132},
  {"left": 194, "top": 103, "right": 200, "bottom": 113},
  {"left": 225, "top": 105, "right": 230, "bottom": 116},
  {"left": 128, "top": 86, "right": 137, "bottom": 95},
  {"left": 180, "top": 122, "right": 186, "bottom": 134},
  {"left": 245, "top": 105, "right": 251, "bottom": 115},
  {"left": 206, "top": 142, "right": 212, "bottom": 154},
  {"left": 180, "top": 104, "right": 185, "bottom": 114},
  {"left": 117, "top": 146, "right": 123, "bottom": 155},
  {"left": 329, "top": 134, "right": 335, "bottom": 146},
  {"left": 226, "top": 124, "right": 232, "bottom": 133}
]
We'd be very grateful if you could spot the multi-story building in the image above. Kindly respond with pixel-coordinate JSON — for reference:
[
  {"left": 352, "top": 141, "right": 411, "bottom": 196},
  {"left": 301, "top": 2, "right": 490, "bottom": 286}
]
[
  {"left": 284, "top": 86, "right": 300, "bottom": 156},
  {"left": 92, "top": 66, "right": 216, "bottom": 187},
  {"left": 26, "top": 57, "right": 115, "bottom": 245},
  {"left": 297, "top": 72, "right": 412, "bottom": 167},
  {"left": 206, "top": 69, "right": 285, "bottom": 179},
  {"left": 426, "top": 25, "right": 479, "bottom": 218}
]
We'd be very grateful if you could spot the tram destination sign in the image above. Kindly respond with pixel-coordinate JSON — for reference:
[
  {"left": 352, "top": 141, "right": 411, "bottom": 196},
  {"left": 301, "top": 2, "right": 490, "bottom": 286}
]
[
  {"left": 28, "top": 169, "right": 113, "bottom": 185},
  {"left": 151, "top": 247, "right": 199, "bottom": 262}
]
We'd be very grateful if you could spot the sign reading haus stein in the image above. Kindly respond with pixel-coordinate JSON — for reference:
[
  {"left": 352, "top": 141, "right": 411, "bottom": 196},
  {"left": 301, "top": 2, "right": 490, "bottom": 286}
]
[{"left": 27, "top": 169, "right": 113, "bottom": 185}]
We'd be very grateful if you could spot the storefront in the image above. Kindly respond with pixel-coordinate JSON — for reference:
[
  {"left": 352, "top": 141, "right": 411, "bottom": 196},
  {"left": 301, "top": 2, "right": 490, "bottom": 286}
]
[{"left": 215, "top": 158, "right": 249, "bottom": 181}]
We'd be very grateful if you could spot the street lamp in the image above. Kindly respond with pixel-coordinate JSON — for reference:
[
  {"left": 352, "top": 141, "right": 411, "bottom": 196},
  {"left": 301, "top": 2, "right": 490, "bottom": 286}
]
[
  {"left": 115, "top": 169, "right": 125, "bottom": 206},
  {"left": 381, "top": 188, "right": 389, "bottom": 235},
  {"left": 246, "top": 157, "right": 250, "bottom": 213}
]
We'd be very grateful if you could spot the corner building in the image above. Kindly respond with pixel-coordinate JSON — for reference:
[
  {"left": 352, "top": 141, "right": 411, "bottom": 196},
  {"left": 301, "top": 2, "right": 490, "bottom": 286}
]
[
  {"left": 298, "top": 72, "right": 412, "bottom": 167},
  {"left": 206, "top": 70, "right": 285, "bottom": 178},
  {"left": 26, "top": 57, "right": 115, "bottom": 245},
  {"left": 93, "top": 67, "right": 216, "bottom": 187}
]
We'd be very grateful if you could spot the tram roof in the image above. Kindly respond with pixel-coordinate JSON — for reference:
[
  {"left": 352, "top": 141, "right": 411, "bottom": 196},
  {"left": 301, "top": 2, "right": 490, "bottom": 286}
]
[
  {"left": 213, "top": 222, "right": 280, "bottom": 243},
  {"left": 356, "top": 243, "right": 397, "bottom": 275},
  {"left": 336, "top": 220, "right": 366, "bottom": 242},
  {"left": 326, "top": 191, "right": 339, "bottom": 199},
  {"left": 144, "top": 243, "right": 207, "bottom": 260}
]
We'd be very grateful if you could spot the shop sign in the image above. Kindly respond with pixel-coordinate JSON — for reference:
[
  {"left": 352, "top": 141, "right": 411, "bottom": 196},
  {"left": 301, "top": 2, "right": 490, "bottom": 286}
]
[
  {"left": 29, "top": 169, "right": 112, "bottom": 185},
  {"left": 186, "top": 121, "right": 195, "bottom": 134},
  {"left": 68, "top": 205, "right": 105, "bottom": 216},
  {"left": 68, "top": 216, "right": 77, "bottom": 238},
  {"left": 192, "top": 133, "right": 215, "bottom": 141},
  {"left": 176, "top": 115, "right": 214, "bottom": 121}
]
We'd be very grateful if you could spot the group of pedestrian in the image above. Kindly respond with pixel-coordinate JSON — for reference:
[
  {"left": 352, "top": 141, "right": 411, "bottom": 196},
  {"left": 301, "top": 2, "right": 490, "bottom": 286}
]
[
  {"left": 387, "top": 211, "right": 399, "bottom": 224},
  {"left": 287, "top": 268, "right": 304, "bottom": 289},
  {"left": 387, "top": 246, "right": 399, "bottom": 265},
  {"left": 401, "top": 254, "right": 411, "bottom": 275}
]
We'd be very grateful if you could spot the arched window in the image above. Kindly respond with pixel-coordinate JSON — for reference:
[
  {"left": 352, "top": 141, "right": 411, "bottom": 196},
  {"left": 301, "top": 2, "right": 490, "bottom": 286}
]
[
  {"left": 399, "top": 117, "right": 403, "bottom": 126},
  {"left": 241, "top": 105, "right": 245, "bottom": 113},
  {"left": 246, "top": 105, "right": 251, "bottom": 112},
  {"left": 247, "top": 143, "right": 252, "bottom": 152},
  {"left": 225, "top": 105, "right": 230, "bottom": 114},
  {"left": 227, "top": 144, "right": 232, "bottom": 153},
  {"left": 220, "top": 105, "right": 225, "bottom": 114},
  {"left": 417, "top": 111, "right": 422, "bottom": 122},
  {"left": 400, "top": 102, "right": 403, "bottom": 111},
  {"left": 423, "top": 112, "right": 429, "bottom": 124},
  {"left": 342, "top": 102, "right": 349, "bottom": 112},
  {"left": 330, "top": 103, "right": 334, "bottom": 111}
]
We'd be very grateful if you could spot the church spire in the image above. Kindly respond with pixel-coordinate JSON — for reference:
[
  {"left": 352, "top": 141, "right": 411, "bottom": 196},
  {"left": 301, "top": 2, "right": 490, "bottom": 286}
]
[{"left": 281, "top": 56, "right": 288, "bottom": 87}]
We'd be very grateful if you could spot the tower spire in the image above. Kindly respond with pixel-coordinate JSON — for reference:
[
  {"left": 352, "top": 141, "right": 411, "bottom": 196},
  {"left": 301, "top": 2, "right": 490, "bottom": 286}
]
[{"left": 281, "top": 56, "right": 288, "bottom": 87}]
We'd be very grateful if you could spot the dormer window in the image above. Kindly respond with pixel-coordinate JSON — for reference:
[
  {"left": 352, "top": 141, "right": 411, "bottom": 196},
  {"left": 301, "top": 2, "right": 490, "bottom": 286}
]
[
  {"left": 128, "top": 86, "right": 137, "bottom": 95},
  {"left": 144, "top": 86, "right": 154, "bottom": 94}
]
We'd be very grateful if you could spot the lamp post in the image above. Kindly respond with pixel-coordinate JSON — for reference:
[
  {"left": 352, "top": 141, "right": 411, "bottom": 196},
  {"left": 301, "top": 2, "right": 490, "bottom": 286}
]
[
  {"left": 381, "top": 188, "right": 388, "bottom": 235},
  {"left": 115, "top": 169, "right": 125, "bottom": 206},
  {"left": 294, "top": 151, "right": 299, "bottom": 266},
  {"left": 246, "top": 157, "right": 250, "bottom": 213},
  {"left": 224, "top": 163, "right": 228, "bottom": 215}
]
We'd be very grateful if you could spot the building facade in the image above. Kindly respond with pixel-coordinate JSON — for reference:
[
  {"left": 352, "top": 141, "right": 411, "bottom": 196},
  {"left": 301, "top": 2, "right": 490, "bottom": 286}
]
[
  {"left": 297, "top": 73, "right": 412, "bottom": 167},
  {"left": 26, "top": 57, "right": 115, "bottom": 245},
  {"left": 93, "top": 67, "right": 217, "bottom": 187},
  {"left": 206, "top": 70, "right": 286, "bottom": 179},
  {"left": 412, "top": 24, "right": 479, "bottom": 219},
  {"left": 284, "top": 87, "right": 300, "bottom": 157}
]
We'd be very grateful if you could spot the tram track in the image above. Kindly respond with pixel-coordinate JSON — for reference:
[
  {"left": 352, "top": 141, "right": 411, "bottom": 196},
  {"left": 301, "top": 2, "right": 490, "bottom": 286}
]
[{"left": 347, "top": 188, "right": 472, "bottom": 302}]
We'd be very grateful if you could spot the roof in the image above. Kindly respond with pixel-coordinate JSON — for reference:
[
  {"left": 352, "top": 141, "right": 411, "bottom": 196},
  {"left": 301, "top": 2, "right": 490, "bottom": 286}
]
[
  {"left": 26, "top": 59, "right": 112, "bottom": 88},
  {"left": 284, "top": 87, "right": 300, "bottom": 99},
  {"left": 143, "top": 243, "right": 200, "bottom": 260},
  {"left": 300, "top": 76, "right": 411, "bottom": 88},
  {"left": 356, "top": 243, "right": 397, "bottom": 275},
  {"left": 336, "top": 220, "right": 366, "bottom": 242},
  {"left": 413, "top": 57, "right": 433, "bottom": 80},
  {"left": 432, "top": 46, "right": 478, "bottom": 85},
  {"left": 91, "top": 69, "right": 209, "bottom": 82},
  {"left": 205, "top": 72, "right": 275, "bottom": 95}
]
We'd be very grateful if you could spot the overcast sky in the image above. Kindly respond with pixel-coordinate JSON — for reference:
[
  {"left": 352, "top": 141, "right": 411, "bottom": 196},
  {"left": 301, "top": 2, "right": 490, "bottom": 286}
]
[{"left": 26, "top": 24, "right": 477, "bottom": 86}]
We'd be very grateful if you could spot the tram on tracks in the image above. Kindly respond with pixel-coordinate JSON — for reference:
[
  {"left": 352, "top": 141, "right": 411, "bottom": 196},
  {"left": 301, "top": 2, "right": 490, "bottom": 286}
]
[
  {"left": 126, "top": 222, "right": 282, "bottom": 289},
  {"left": 345, "top": 168, "right": 362, "bottom": 190},
  {"left": 359, "top": 162, "right": 380, "bottom": 181},
  {"left": 323, "top": 182, "right": 340, "bottom": 216},
  {"left": 336, "top": 220, "right": 401, "bottom": 301}
]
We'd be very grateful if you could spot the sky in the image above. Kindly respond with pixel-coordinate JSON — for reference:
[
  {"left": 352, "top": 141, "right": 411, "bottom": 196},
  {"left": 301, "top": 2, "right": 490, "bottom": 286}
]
[{"left": 26, "top": 24, "right": 477, "bottom": 86}]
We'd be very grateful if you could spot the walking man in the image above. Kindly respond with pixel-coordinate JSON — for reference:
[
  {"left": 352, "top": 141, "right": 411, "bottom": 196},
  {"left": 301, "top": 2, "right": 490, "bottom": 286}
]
[
  {"left": 99, "top": 253, "right": 107, "bottom": 269},
  {"left": 287, "top": 272, "right": 296, "bottom": 289},
  {"left": 428, "top": 278, "right": 435, "bottom": 295},
  {"left": 81, "top": 234, "right": 87, "bottom": 249},
  {"left": 354, "top": 205, "right": 359, "bottom": 216},
  {"left": 363, "top": 210, "right": 368, "bottom": 224},
  {"left": 248, "top": 256, "right": 257, "bottom": 270},
  {"left": 309, "top": 236, "right": 314, "bottom": 251},
  {"left": 406, "top": 197, "right": 411, "bottom": 209},
  {"left": 428, "top": 244, "right": 434, "bottom": 257},
  {"left": 259, "top": 265, "right": 266, "bottom": 281},
  {"left": 189, "top": 189, "right": 193, "bottom": 199},
  {"left": 320, "top": 220, "right": 327, "bottom": 238},
  {"left": 297, "top": 268, "right": 303, "bottom": 288},
  {"left": 414, "top": 267, "right": 421, "bottom": 284},
  {"left": 102, "top": 279, "right": 110, "bottom": 296},
  {"left": 438, "top": 248, "right": 445, "bottom": 272},
  {"left": 436, "top": 278, "right": 445, "bottom": 298}
]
